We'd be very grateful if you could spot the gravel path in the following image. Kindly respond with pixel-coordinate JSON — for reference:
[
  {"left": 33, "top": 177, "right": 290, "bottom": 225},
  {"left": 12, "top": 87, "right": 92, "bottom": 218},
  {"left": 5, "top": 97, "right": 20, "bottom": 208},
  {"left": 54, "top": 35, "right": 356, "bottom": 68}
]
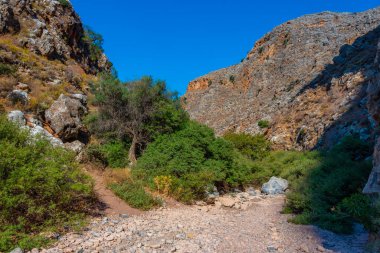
[{"left": 37, "top": 195, "right": 367, "bottom": 253}]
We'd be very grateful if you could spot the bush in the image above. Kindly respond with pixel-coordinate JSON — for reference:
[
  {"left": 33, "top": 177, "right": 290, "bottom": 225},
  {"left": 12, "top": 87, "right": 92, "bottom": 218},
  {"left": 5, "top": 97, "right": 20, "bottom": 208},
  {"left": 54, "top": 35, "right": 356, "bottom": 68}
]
[
  {"left": 0, "top": 63, "right": 16, "bottom": 76},
  {"left": 58, "top": 0, "right": 71, "bottom": 7},
  {"left": 110, "top": 181, "right": 161, "bottom": 210},
  {"left": 257, "top": 120, "right": 270, "bottom": 129},
  {"left": 86, "top": 141, "right": 129, "bottom": 168},
  {"left": 0, "top": 115, "right": 95, "bottom": 252},
  {"left": 285, "top": 136, "right": 374, "bottom": 234},
  {"left": 224, "top": 133, "right": 270, "bottom": 160},
  {"left": 133, "top": 121, "right": 254, "bottom": 203}
]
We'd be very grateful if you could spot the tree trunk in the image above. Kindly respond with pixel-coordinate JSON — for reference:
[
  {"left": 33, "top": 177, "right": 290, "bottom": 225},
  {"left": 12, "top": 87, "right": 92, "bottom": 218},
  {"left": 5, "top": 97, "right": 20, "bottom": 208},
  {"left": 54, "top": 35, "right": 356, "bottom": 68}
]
[{"left": 128, "top": 135, "right": 137, "bottom": 165}]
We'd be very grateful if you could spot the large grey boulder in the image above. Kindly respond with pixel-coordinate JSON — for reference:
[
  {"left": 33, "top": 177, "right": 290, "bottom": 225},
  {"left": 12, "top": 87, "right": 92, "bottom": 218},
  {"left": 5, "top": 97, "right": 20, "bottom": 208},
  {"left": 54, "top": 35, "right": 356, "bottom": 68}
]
[
  {"left": 64, "top": 140, "right": 85, "bottom": 154},
  {"left": 7, "top": 110, "right": 26, "bottom": 125},
  {"left": 261, "top": 177, "right": 289, "bottom": 195},
  {"left": 29, "top": 125, "right": 64, "bottom": 147},
  {"left": 45, "top": 94, "right": 87, "bottom": 141},
  {"left": 10, "top": 247, "right": 23, "bottom": 253}
]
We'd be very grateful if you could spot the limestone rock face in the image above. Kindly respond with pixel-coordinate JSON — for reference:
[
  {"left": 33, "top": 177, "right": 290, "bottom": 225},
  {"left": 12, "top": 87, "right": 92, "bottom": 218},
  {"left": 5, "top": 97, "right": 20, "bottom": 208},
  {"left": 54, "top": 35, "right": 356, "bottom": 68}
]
[
  {"left": 0, "top": 0, "right": 20, "bottom": 34},
  {"left": 45, "top": 94, "right": 87, "bottom": 142},
  {"left": 0, "top": 0, "right": 110, "bottom": 73},
  {"left": 184, "top": 7, "right": 380, "bottom": 150},
  {"left": 364, "top": 39, "right": 380, "bottom": 195}
]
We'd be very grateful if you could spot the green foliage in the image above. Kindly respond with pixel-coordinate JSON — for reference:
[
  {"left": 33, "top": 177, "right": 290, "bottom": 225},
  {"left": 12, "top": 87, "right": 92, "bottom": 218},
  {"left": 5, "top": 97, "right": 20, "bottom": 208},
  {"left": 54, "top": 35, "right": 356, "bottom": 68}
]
[
  {"left": 0, "top": 63, "right": 16, "bottom": 76},
  {"left": 88, "top": 74, "right": 188, "bottom": 163},
  {"left": 57, "top": 0, "right": 70, "bottom": 7},
  {"left": 229, "top": 75, "right": 235, "bottom": 84},
  {"left": 0, "top": 115, "right": 95, "bottom": 252},
  {"left": 83, "top": 26, "right": 104, "bottom": 62},
  {"left": 224, "top": 133, "right": 270, "bottom": 160},
  {"left": 134, "top": 121, "right": 254, "bottom": 202},
  {"left": 86, "top": 141, "right": 129, "bottom": 168},
  {"left": 249, "top": 150, "right": 320, "bottom": 186},
  {"left": 110, "top": 181, "right": 161, "bottom": 210},
  {"left": 257, "top": 120, "right": 270, "bottom": 129},
  {"left": 285, "top": 136, "right": 374, "bottom": 234}
]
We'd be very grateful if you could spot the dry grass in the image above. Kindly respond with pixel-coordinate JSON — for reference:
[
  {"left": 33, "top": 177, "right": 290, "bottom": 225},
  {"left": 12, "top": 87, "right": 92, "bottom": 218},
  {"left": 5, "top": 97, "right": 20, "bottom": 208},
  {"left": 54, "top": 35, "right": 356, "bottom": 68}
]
[{"left": 104, "top": 168, "right": 131, "bottom": 185}]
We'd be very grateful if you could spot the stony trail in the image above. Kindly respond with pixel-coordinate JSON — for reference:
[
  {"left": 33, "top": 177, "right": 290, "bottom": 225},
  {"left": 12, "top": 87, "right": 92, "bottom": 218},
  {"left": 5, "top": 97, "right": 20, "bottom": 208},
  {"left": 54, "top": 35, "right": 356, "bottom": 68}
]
[{"left": 38, "top": 195, "right": 367, "bottom": 253}]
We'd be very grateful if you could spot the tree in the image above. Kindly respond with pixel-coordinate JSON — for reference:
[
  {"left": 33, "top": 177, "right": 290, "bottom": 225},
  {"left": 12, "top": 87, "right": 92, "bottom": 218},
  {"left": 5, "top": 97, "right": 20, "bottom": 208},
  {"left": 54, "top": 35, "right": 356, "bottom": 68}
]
[{"left": 91, "top": 75, "right": 188, "bottom": 164}]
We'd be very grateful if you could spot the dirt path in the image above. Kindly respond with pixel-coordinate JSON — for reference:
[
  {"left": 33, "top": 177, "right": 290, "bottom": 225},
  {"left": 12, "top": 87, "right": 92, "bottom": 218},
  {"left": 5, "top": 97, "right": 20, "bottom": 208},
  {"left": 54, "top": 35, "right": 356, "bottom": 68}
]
[
  {"left": 83, "top": 166, "right": 142, "bottom": 216},
  {"left": 40, "top": 195, "right": 368, "bottom": 253}
]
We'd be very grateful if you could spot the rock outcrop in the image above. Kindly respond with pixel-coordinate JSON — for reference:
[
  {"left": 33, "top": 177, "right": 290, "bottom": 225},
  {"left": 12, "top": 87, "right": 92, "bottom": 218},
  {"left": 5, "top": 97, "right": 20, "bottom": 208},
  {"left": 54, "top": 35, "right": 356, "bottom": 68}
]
[
  {"left": 184, "top": 7, "right": 380, "bottom": 150},
  {"left": 0, "top": 0, "right": 109, "bottom": 73},
  {"left": 45, "top": 94, "right": 87, "bottom": 142},
  {"left": 363, "top": 39, "right": 380, "bottom": 195}
]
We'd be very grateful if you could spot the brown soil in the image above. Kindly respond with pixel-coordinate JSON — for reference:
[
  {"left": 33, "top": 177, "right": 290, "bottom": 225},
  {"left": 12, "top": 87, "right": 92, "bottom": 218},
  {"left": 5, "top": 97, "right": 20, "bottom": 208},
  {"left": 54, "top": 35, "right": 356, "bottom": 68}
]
[{"left": 83, "top": 165, "right": 143, "bottom": 216}]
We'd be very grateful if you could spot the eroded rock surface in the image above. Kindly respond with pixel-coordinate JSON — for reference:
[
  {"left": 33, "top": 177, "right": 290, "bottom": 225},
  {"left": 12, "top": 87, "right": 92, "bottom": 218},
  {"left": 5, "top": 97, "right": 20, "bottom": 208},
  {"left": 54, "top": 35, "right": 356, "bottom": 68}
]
[
  {"left": 45, "top": 94, "right": 87, "bottom": 142},
  {"left": 184, "top": 8, "right": 380, "bottom": 150}
]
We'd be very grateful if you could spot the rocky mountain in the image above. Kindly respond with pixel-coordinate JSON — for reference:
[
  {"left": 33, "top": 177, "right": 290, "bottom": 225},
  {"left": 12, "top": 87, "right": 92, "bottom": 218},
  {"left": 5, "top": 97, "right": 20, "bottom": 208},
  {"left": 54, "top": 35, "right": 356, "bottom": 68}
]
[
  {"left": 184, "top": 7, "right": 380, "bottom": 150},
  {"left": 0, "top": 0, "right": 110, "bottom": 151}
]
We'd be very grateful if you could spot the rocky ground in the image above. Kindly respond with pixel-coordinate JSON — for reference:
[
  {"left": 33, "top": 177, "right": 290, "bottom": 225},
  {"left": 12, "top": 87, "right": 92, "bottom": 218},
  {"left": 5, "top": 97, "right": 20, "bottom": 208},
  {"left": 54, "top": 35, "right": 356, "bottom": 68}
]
[{"left": 31, "top": 195, "right": 368, "bottom": 253}]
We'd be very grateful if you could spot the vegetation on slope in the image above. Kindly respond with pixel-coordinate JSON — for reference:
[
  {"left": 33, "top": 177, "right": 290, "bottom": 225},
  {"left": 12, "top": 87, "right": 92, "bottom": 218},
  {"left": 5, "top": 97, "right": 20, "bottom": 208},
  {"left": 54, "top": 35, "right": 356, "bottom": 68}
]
[{"left": 0, "top": 115, "right": 96, "bottom": 252}]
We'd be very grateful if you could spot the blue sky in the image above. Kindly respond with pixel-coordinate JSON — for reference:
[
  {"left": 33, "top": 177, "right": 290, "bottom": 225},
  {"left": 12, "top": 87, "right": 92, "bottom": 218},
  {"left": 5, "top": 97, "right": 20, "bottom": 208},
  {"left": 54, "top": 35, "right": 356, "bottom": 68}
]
[{"left": 70, "top": 0, "right": 380, "bottom": 95}]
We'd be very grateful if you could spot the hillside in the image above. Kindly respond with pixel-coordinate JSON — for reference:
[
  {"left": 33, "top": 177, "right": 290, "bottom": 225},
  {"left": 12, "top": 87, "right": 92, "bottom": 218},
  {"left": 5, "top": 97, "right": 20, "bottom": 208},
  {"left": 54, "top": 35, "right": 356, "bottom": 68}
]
[
  {"left": 0, "top": 0, "right": 110, "bottom": 147},
  {"left": 184, "top": 7, "right": 380, "bottom": 150}
]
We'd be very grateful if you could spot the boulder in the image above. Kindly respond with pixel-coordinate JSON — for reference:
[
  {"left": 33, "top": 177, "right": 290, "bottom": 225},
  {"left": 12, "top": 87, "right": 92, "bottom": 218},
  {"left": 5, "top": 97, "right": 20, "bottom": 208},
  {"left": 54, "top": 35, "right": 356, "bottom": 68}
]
[
  {"left": 7, "top": 110, "right": 26, "bottom": 125},
  {"left": 70, "top": 93, "right": 87, "bottom": 105},
  {"left": 64, "top": 140, "right": 85, "bottom": 154},
  {"left": 10, "top": 247, "right": 23, "bottom": 253},
  {"left": 8, "top": 89, "right": 28, "bottom": 105},
  {"left": 29, "top": 125, "right": 64, "bottom": 147},
  {"left": 45, "top": 94, "right": 87, "bottom": 141},
  {"left": 261, "top": 177, "right": 288, "bottom": 195}
]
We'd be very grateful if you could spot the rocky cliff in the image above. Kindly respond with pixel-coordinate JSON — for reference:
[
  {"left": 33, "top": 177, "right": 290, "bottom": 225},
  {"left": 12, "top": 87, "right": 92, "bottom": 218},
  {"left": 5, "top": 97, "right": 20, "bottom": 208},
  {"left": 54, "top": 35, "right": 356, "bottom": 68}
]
[
  {"left": 0, "top": 0, "right": 109, "bottom": 150},
  {"left": 184, "top": 7, "right": 380, "bottom": 150}
]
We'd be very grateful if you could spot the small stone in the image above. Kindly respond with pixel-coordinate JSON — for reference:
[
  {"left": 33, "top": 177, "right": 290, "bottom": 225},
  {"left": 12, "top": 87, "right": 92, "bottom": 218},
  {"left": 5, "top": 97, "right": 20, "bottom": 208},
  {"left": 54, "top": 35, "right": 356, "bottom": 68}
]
[
  {"left": 10, "top": 248, "right": 23, "bottom": 253},
  {"left": 120, "top": 214, "right": 129, "bottom": 219},
  {"left": 176, "top": 233, "right": 186, "bottom": 240},
  {"left": 267, "top": 245, "right": 277, "bottom": 252}
]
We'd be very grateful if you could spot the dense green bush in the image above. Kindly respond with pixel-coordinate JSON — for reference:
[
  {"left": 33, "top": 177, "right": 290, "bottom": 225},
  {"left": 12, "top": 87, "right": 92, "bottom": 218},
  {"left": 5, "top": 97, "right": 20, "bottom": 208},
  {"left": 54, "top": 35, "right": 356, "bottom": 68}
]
[
  {"left": 110, "top": 180, "right": 161, "bottom": 210},
  {"left": 224, "top": 133, "right": 271, "bottom": 160},
  {"left": 257, "top": 120, "right": 270, "bottom": 129},
  {"left": 285, "top": 136, "right": 374, "bottom": 234},
  {"left": 133, "top": 121, "right": 254, "bottom": 203},
  {"left": 86, "top": 141, "right": 129, "bottom": 168},
  {"left": 0, "top": 115, "right": 95, "bottom": 252}
]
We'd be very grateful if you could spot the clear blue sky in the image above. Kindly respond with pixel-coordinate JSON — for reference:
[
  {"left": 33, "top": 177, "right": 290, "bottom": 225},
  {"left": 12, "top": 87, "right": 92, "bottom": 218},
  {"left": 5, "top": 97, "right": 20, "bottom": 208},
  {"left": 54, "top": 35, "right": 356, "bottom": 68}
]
[{"left": 70, "top": 0, "right": 380, "bottom": 95}]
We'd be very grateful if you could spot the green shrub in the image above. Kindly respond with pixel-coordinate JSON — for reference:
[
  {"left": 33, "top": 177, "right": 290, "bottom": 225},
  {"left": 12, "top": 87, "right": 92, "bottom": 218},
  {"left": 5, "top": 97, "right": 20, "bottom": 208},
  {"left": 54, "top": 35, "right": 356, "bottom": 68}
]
[
  {"left": 257, "top": 120, "right": 270, "bottom": 129},
  {"left": 0, "top": 115, "right": 95, "bottom": 252},
  {"left": 110, "top": 181, "right": 161, "bottom": 210},
  {"left": 86, "top": 141, "right": 129, "bottom": 168},
  {"left": 249, "top": 150, "right": 320, "bottom": 186},
  {"left": 133, "top": 121, "right": 254, "bottom": 202},
  {"left": 0, "top": 63, "right": 16, "bottom": 76},
  {"left": 224, "top": 133, "right": 270, "bottom": 160},
  {"left": 229, "top": 75, "right": 235, "bottom": 84},
  {"left": 285, "top": 136, "right": 373, "bottom": 234},
  {"left": 57, "top": 0, "right": 70, "bottom": 7}
]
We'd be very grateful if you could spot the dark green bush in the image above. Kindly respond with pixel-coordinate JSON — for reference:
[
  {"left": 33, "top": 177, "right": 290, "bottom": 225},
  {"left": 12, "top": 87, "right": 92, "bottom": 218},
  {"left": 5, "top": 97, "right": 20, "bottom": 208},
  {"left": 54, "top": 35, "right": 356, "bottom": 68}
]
[
  {"left": 0, "top": 115, "right": 95, "bottom": 252},
  {"left": 57, "top": 0, "right": 70, "bottom": 7},
  {"left": 285, "top": 136, "right": 374, "bottom": 234},
  {"left": 224, "top": 133, "right": 270, "bottom": 160},
  {"left": 257, "top": 120, "right": 270, "bottom": 129},
  {"left": 133, "top": 121, "right": 254, "bottom": 202},
  {"left": 86, "top": 141, "right": 129, "bottom": 168}
]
